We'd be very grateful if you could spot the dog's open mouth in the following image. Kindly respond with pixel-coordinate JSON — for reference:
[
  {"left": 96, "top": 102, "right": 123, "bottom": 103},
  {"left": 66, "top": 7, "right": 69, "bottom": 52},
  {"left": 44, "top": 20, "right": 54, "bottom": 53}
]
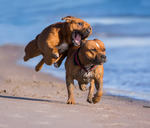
[{"left": 72, "top": 31, "right": 87, "bottom": 46}]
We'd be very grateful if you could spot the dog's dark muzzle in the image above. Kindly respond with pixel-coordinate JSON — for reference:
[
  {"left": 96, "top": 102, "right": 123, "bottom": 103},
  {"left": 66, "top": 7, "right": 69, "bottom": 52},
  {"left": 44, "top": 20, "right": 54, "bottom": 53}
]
[
  {"left": 82, "top": 27, "right": 91, "bottom": 39},
  {"left": 101, "top": 55, "right": 107, "bottom": 62},
  {"left": 92, "top": 55, "right": 107, "bottom": 65}
]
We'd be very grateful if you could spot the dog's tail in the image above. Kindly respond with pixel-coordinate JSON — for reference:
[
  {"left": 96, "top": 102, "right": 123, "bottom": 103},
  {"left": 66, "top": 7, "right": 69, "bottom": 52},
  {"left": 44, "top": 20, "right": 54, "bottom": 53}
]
[{"left": 23, "top": 34, "right": 41, "bottom": 61}]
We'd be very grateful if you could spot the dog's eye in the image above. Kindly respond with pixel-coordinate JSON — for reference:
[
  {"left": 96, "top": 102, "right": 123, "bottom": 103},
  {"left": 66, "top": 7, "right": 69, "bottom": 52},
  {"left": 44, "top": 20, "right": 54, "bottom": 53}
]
[
  {"left": 103, "top": 48, "right": 106, "bottom": 52},
  {"left": 91, "top": 49, "right": 96, "bottom": 52},
  {"left": 78, "top": 22, "right": 83, "bottom": 26}
]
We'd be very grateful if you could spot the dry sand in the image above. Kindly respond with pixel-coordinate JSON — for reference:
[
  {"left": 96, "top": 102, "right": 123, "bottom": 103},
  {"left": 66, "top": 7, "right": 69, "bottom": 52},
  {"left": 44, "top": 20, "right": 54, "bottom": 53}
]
[{"left": 0, "top": 44, "right": 150, "bottom": 128}]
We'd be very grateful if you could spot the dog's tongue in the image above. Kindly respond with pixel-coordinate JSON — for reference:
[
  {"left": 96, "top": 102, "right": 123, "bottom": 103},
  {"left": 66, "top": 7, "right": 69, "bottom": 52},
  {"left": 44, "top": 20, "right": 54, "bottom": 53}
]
[
  {"left": 72, "top": 32, "right": 81, "bottom": 46},
  {"left": 74, "top": 33, "right": 81, "bottom": 46},
  {"left": 75, "top": 33, "right": 81, "bottom": 41}
]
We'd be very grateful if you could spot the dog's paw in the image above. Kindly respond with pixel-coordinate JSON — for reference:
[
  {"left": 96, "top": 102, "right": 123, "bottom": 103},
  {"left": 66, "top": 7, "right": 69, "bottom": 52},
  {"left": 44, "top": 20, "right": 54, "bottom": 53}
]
[
  {"left": 92, "top": 95, "right": 101, "bottom": 104},
  {"left": 87, "top": 98, "right": 92, "bottom": 104},
  {"left": 79, "top": 84, "right": 86, "bottom": 91},
  {"left": 52, "top": 52, "right": 59, "bottom": 59},
  {"left": 66, "top": 99, "right": 75, "bottom": 105},
  {"left": 54, "top": 62, "right": 59, "bottom": 68}
]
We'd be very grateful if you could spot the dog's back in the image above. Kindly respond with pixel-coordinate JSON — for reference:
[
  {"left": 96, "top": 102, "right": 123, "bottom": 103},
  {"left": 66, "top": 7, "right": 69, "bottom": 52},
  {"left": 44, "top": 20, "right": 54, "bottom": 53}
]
[{"left": 24, "top": 16, "right": 92, "bottom": 72}]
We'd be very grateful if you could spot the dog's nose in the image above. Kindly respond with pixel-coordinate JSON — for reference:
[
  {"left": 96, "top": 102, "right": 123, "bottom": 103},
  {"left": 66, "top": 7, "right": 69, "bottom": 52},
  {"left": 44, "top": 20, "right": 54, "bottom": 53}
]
[
  {"left": 86, "top": 27, "right": 91, "bottom": 33},
  {"left": 101, "top": 55, "right": 106, "bottom": 59}
]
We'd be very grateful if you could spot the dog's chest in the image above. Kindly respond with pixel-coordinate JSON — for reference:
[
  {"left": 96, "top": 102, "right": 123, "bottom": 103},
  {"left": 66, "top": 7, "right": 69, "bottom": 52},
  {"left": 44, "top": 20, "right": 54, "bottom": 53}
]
[
  {"left": 56, "top": 42, "right": 69, "bottom": 53},
  {"left": 75, "top": 70, "right": 94, "bottom": 84}
]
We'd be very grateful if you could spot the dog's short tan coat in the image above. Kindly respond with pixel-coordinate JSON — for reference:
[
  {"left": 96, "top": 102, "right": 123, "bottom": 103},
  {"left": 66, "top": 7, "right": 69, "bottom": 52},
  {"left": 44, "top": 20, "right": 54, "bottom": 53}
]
[
  {"left": 65, "top": 39, "right": 107, "bottom": 104},
  {"left": 23, "top": 16, "right": 92, "bottom": 71}
]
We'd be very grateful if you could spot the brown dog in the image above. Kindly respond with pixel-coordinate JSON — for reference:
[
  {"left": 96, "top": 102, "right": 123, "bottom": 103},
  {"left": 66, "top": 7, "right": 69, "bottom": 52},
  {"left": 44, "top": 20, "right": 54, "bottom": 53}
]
[
  {"left": 65, "top": 39, "right": 107, "bottom": 104},
  {"left": 23, "top": 16, "right": 92, "bottom": 71}
]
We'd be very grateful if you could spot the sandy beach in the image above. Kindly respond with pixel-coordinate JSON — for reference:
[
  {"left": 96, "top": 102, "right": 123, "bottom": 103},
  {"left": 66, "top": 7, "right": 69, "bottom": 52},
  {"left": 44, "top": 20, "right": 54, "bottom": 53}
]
[{"left": 0, "top": 44, "right": 150, "bottom": 128}]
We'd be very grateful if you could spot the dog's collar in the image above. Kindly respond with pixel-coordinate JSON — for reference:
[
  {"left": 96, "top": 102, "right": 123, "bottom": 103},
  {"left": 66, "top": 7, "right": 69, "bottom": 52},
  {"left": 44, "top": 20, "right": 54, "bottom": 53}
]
[{"left": 74, "top": 48, "right": 97, "bottom": 73}]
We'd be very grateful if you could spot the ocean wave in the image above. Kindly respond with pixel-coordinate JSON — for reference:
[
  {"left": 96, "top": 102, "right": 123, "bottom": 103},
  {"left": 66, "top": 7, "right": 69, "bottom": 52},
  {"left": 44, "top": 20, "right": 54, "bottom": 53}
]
[{"left": 104, "top": 87, "right": 150, "bottom": 101}]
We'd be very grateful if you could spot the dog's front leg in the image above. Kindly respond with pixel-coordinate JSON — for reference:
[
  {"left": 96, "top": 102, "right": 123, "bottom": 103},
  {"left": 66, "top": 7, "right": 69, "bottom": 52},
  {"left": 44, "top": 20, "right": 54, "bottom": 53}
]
[
  {"left": 92, "top": 77, "right": 103, "bottom": 104},
  {"left": 87, "top": 79, "right": 95, "bottom": 103},
  {"left": 54, "top": 51, "right": 67, "bottom": 68},
  {"left": 35, "top": 58, "right": 44, "bottom": 72},
  {"left": 40, "top": 41, "right": 59, "bottom": 66},
  {"left": 66, "top": 76, "right": 75, "bottom": 105}
]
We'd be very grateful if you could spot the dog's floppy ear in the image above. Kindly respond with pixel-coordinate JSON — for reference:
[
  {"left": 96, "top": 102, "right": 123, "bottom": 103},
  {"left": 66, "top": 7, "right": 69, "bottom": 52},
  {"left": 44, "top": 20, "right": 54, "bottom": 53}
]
[
  {"left": 93, "top": 39, "right": 99, "bottom": 42},
  {"left": 62, "top": 16, "right": 75, "bottom": 22},
  {"left": 93, "top": 39, "right": 101, "bottom": 44}
]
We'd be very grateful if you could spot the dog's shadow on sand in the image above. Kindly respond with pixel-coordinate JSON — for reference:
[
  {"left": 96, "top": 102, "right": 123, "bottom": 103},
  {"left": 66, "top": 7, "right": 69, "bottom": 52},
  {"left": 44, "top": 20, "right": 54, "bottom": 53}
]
[
  {"left": 0, "top": 95, "right": 66, "bottom": 105},
  {"left": 0, "top": 95, "right": 93, "bottom": 106}
]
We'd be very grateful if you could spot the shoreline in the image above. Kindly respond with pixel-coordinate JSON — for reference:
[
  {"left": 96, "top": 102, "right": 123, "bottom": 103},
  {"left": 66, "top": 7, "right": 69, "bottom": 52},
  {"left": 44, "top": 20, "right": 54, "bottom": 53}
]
[{"left": 0, "top": 44, "right": 150, "bottom": 128}]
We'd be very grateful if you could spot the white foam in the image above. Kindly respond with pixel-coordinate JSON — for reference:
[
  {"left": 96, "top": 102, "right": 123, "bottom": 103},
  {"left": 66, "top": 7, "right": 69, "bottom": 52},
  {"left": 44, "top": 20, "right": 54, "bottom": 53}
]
[
  {"left": 89, "top": 36, "right": 150, "bottom": 48},
  {"left": 85, "top": 17, "right": 150, "bottom": 25},
  {"left": 104, "top": 86, "right": 150, "bottom": 101}
]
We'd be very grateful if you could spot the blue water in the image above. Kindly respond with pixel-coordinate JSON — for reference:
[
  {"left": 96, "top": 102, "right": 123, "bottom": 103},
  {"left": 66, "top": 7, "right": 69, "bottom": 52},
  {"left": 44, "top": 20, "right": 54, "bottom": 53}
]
[{"left": 1, "top": 0, "right": 150, "bottom": 101}]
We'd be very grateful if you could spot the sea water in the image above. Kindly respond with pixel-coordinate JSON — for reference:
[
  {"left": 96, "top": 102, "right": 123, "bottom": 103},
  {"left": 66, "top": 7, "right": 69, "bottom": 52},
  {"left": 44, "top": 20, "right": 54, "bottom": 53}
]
[{"left": 1, "top": 0, "right": 150, "bottom": 101}]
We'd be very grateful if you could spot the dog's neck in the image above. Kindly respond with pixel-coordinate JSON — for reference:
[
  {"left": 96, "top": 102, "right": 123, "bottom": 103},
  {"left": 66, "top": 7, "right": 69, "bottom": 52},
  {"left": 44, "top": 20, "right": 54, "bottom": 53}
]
[
  {"left": 61, "top": 22, "right": 72, "bottom": 43},
  {"left": 78, "top": 48, "right": 90, "bottom": 66},
  {"left": 74, "top": 48, "right": 97, "bottom": 72}
]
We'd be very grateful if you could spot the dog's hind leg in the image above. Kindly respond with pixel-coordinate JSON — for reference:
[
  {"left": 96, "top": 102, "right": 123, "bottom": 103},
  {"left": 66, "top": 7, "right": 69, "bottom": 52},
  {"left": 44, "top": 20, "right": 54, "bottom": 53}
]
[{"left": 24, "top": 34, "right": 41, "bottom": 61}]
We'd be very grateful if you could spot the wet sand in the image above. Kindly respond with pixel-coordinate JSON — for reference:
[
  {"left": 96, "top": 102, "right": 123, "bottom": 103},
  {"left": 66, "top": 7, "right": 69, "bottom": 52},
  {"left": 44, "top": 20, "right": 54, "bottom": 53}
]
[{"left": 0, "top": 44, "right": 150, "bottom": 128}]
